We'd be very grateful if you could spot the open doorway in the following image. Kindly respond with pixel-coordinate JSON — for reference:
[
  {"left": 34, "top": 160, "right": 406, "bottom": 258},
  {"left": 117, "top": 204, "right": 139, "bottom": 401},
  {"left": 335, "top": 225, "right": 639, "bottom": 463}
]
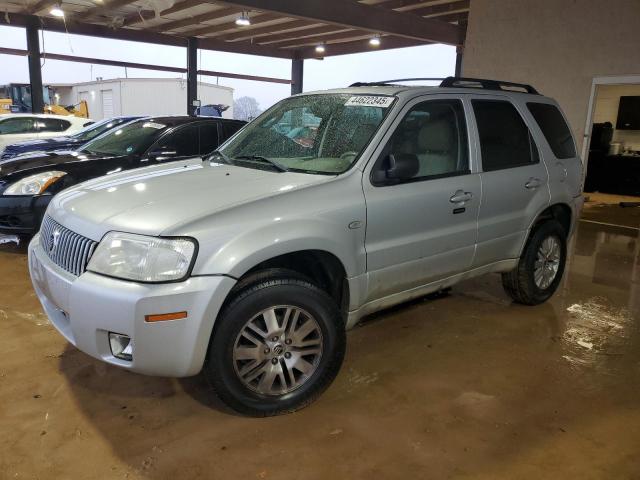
[{"left": 582, "top": 75, "right": 640, "bottom": 198}]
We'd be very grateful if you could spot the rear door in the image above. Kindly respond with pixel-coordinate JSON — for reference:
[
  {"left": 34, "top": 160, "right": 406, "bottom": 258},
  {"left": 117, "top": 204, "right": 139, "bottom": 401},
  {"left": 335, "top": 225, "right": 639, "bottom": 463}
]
[
  {"left": 36, "top": 118, "right": 72, "bottom": 140},
  {"left": 363, "top": 95, "right": 480, "bottom": 302},
  {"left": 525, "top": 100, "right": 582, "bottom": 201},
  {"left": 469, "top": 95, "right": 550, "bottom": 267}
]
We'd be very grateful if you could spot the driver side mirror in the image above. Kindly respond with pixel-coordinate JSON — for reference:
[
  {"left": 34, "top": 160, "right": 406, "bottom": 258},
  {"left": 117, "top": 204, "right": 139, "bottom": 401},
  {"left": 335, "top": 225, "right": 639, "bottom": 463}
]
[{"left": 385, "top": 153, "right": 419, "bottom": 182}]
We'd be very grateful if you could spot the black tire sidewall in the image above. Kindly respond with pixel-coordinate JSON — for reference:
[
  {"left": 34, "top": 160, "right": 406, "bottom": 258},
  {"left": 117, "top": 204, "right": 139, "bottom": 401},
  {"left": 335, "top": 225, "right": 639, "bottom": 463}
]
[
  {"left": 206, "top": 279, "right": 345, "bottom": 416},
  {"left": 522, "top": 221, "right": 567, "bottom": 303}
]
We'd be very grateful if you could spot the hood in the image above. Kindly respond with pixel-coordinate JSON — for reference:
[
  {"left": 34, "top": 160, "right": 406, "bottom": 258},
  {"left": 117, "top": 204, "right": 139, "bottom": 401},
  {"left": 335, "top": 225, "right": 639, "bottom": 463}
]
[
  {"left": 0, "top": 137, "right": 80, "bottom": 160},
  {"left": 49, "top": 159, "right": 330, "bottom": 240},
  {"left": 0, "top": 150, "right": 119, "bottom": 176},
  {"left": 5, "top": 136, "right": 76, "bottom": 150}
]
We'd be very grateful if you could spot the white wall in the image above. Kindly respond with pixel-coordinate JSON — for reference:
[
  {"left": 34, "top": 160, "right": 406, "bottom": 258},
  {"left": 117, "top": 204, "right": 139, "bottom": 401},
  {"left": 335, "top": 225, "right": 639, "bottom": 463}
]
[
  {"left": 592, "top": 84, "right": 640, "bottom": 151},
  {"left": 118, "top": 78, "right": 233, "bottom": 119},
  {"left": 52, "top": 78, "right": 234, "bottom": 120}
]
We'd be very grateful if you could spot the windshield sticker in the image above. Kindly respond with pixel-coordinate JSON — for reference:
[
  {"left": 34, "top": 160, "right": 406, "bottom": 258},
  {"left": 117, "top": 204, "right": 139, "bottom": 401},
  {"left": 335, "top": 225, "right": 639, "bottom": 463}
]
[
  {"left": 345, "top": 96, "right": 394, "bottom": 108},
  {"left": 142, "top": 122, "right": 166, "bottom": 129}
]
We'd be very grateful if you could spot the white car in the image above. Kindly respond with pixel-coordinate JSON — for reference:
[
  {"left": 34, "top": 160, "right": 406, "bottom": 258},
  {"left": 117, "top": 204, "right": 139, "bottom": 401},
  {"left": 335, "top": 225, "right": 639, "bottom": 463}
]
[{"left": 0, "top": 114, "right": 93, "bottom": 154}]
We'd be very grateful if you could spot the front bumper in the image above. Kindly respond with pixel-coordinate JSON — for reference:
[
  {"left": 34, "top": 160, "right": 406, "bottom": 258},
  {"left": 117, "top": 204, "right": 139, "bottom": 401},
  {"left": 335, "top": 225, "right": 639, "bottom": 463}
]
[
  {"left": 28, "top": 233, "right": 236, "bottom": 377},
  {"left": 0, "top": 194, "right": 52, "bottom": 235}
]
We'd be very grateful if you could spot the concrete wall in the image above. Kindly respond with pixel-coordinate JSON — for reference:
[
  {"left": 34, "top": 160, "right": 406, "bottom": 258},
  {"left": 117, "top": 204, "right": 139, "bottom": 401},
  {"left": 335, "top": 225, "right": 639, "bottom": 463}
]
[
  {"left": 462, "top": 0, "right": 640, "bottom": 153},
  {"left": 593, "top": 84, "right": 640, "bottom": 151}
]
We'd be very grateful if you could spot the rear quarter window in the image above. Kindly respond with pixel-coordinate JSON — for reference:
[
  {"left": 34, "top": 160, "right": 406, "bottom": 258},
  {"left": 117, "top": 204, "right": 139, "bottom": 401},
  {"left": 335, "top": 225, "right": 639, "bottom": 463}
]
[
  {"left": 38, "top": 118, "right": 72, "bottom": 132},
  {"left": 527, "top": 102, "right": 576, "bottom": 159}
]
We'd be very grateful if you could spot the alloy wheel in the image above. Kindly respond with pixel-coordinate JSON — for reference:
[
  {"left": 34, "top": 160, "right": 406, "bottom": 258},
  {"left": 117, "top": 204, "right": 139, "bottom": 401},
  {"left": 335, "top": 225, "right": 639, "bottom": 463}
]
[{"left": 232, "top": 306, "right": 323, "bottom": 396}]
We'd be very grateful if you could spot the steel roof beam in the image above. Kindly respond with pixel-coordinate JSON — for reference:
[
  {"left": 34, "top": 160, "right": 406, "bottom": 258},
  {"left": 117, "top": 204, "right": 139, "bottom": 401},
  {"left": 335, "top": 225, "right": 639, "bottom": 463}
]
[{"left": 215, "top": 0, "right": 463, "bottom": 45}]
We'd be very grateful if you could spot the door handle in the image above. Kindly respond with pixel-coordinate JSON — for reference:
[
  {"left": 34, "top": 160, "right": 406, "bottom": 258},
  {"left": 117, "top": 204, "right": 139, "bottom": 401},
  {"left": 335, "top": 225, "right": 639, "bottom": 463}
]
[
  {"left": 450, "top": 190, "right": 473, "bottom": 204},
  {"left": 525, "top": 177, "right": 542, "bottom": 189}
]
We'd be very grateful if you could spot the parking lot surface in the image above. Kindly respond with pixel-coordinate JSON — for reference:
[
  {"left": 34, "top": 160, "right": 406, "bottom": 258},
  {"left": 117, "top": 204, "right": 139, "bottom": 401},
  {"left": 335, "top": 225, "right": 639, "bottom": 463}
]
[{"left": 1, "top": 202, "right": 639, "bottom": 479}]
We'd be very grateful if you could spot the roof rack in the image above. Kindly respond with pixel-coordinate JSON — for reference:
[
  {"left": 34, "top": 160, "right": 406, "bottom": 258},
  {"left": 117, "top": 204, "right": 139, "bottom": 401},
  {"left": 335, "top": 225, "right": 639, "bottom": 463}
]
[
  {"left": 439, "top": 76, "right": 539, "bottom": 95},
  {"left": 349, "top": 77, "right": 444, "bottom": 87}
]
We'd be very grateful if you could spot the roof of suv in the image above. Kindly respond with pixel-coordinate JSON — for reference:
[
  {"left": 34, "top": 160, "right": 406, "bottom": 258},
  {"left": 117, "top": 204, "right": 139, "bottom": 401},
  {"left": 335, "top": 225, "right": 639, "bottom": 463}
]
[
  {"left": 301, "top": 77, "right": 548, "bottom": 101},
  {"left": 133, "top": 116, "right": 242, "bottom": 126}
]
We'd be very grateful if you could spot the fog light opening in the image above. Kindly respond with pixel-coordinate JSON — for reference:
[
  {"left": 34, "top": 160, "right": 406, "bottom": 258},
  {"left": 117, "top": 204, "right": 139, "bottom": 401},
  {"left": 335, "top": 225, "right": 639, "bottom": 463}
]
[{"left": 109, "top": 332, "right": 133, "bottom": 361}]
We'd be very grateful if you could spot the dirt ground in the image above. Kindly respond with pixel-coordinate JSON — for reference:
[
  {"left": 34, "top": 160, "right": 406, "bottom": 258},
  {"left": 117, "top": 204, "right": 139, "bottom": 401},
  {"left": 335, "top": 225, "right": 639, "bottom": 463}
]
[{"left": 1, "top": 196, "right": 639, "bottom": 479}]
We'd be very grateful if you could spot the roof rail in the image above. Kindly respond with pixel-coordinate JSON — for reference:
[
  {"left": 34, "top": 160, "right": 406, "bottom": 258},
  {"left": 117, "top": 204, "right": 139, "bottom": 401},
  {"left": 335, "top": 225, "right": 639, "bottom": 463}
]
[
  {"left": 439, "top": 76, "right": 539, "bottom": 94},
  {"left": 349, "top": 77, "right": 444, "bottom": 87}
]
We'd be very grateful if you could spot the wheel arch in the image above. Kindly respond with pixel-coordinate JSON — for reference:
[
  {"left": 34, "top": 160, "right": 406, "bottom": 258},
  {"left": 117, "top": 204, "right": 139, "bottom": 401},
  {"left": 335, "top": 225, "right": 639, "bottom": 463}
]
[
  {"left": 228, "top": 249, "right": 350, "bottom": 317},
  {"left": 519, "top": 202, "right": 572, "bottom": 257}
]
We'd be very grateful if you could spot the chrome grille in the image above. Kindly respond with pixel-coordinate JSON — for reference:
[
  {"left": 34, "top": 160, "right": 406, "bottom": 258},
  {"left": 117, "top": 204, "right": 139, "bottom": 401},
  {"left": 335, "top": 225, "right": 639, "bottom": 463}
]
[{"left": 40, "top": 215, "right": 98, "bottom": 277}]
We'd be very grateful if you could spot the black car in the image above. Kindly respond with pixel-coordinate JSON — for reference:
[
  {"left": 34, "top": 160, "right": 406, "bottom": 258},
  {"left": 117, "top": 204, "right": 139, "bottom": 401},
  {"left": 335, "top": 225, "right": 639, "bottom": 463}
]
[
  {"left": 0, "top": 116, "right": 246, "bottom": 236},
  {"left": 0, "top": 116, "right": 143, "bottom": 160}
]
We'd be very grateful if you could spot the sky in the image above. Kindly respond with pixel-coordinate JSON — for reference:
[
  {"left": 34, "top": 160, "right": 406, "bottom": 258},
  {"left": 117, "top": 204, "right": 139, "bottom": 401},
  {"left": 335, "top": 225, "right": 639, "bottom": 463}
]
[{"left": 0, "top": 24, "right": 456, "bottom": 111}]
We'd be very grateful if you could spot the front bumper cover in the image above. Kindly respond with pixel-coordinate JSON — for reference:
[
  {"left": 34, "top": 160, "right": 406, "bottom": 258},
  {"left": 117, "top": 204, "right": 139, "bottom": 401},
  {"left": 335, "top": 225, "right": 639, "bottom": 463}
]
[
  {"left": 0, "top": 194, "right": 52, "bottom": 235},
  {"left": 28, "top": 233, "right": 237, "bottom": 377}
]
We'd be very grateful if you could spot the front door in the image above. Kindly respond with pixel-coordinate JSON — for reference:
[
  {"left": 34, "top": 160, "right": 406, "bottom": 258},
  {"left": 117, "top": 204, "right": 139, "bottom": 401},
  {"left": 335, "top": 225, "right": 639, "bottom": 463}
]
[
  {"left": 363, "top": 96, "right": 480, "bottom": 303},
  {"left": 468, "top": 95, "right": 550, "bottom": 267},
  {"left": 0, "top": 116, "right": 37, "bottom": 150}
]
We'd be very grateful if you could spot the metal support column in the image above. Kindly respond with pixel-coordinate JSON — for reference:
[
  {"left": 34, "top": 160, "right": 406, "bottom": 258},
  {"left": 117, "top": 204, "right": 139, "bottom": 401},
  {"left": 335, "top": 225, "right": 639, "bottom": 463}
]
[
  {"left": 454, "top": 46, "right": 463, "bottom": 77},
  {"left": 187, "top": 37, "right": 198, "bottom": 116},
  {"left": 26, "top": 16, "right": 44, "bottom": 113},
  {"left": 454, "top": 19, "right": 467, "bottom": 78},
  {"left": 291, "top": 58, "right": 303, "bottom": 95}
]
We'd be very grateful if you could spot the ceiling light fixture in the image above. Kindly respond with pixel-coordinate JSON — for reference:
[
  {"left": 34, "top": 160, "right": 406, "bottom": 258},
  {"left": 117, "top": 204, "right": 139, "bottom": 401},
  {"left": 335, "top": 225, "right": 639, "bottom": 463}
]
[
  {"left": 235, "top": 12, "right": 251, "bottom": 26},
  {"left": 315, "top": 44, "right": 326, "bottom": 54},
  {"left": 50, "top": 3, "right": 65, "bottom": 17},
  {"left": 369, "top": 35, "right": 381, "bottom": 47}
]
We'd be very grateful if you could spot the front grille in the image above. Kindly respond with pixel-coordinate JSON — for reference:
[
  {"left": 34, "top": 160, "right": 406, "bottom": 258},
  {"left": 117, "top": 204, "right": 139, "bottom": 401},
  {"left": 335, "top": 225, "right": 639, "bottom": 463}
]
[{"left": 40, "top": 215, "right": 98, "bottom": 276}]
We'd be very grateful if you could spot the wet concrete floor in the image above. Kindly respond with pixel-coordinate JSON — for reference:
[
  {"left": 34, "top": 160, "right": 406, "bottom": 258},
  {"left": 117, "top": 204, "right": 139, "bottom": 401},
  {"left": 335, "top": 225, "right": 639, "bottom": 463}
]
[{"left": 1, "top": 202, "right": 639, "bottom": 479}]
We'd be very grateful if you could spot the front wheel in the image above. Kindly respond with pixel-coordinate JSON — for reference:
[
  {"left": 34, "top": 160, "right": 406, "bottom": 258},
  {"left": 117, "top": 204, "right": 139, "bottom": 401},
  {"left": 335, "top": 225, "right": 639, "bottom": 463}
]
[
  {"left": 502, "top": 220, "right": 567, "bottom": 305},
  {"left": 204, "top": 271, "right": 345, "bottom": 416}
]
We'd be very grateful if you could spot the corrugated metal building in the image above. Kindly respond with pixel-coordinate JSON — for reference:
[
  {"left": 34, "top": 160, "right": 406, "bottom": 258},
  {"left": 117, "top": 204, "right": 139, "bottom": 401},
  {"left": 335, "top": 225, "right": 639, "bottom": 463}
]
[{"left": 51, "top": 78, "right": 234, "bottom": 120}]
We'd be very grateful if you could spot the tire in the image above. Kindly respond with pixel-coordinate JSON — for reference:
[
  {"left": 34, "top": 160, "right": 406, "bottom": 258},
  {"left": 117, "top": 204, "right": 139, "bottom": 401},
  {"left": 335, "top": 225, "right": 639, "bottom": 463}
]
[
  {"left": 204, "top": 269, "right": 346, "bottom": 416},
  {"left": 502, "top": 220, "right": 567, "bottom": 305}
]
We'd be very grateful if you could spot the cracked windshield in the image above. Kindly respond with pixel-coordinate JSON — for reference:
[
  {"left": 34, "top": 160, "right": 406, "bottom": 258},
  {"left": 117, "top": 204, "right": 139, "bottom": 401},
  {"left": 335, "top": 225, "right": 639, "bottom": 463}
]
[{"left": 218, "top": 94, "right": 393, "bottom": 174}]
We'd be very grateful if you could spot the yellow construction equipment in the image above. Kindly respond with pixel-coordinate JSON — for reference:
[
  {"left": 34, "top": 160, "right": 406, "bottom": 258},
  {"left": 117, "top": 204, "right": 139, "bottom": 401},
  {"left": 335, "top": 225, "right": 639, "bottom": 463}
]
[
  {"left": 0, "top": 84, "right": 89, "bottom": 118},
  {"left": 44, "top": 100, "right": 89, "bottom": 118}
]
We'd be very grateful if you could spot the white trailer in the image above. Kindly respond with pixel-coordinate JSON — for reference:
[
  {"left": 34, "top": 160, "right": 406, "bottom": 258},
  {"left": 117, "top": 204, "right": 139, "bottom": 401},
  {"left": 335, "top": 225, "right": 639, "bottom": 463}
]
[{"left": 51, "top": 78, "right": 234, "bottom": 120}]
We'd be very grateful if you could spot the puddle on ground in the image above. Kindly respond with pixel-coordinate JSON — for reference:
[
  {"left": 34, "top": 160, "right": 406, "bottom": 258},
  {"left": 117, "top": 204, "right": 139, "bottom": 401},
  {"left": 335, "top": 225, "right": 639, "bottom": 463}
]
[
  {"left": 0, "top": 308, "right": 50, "bottom": 327},
  {"left": 562, "top": 297, "right": 633, "bottom": 369}
]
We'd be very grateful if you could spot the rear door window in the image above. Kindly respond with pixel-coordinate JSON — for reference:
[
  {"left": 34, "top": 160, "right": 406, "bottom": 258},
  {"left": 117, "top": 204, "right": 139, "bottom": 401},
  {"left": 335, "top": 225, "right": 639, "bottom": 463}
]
[
  {"left": 155, "top": 124, "right": 200, "bottom": 157},
  {"left": 222, "top": 121, "right": 244, "bottom": 140},
  {"left": 472, "top": 99, "right": 539, "bottom": 171},
  {"left": 527, "top": 102, "right": 576, "bottom": 159},
  {"left": 198, "top": 123, "right": 220, "bottom": 155}
]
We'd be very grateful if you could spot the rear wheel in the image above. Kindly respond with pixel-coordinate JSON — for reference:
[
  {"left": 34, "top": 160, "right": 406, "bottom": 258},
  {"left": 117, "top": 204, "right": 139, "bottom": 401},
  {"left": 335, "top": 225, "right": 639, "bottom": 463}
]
[
  {"left": 502, "top": 220, "right": 567, "bottom": 305},
  {"left": 204, "top": 270, "right": 345, "bottom": 416}
]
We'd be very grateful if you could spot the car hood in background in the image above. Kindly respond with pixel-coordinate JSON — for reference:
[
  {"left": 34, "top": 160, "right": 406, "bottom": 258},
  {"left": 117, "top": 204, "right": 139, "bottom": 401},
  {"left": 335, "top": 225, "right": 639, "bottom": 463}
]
[
  {"left": 0, "top": 150, "right": 118, "bottom": 175},
  {"left": 49, "top": 159, "right": 330, "bottom": 239},
  {"left": 7, "top": 136, "right": 76, "bottom": 148}
]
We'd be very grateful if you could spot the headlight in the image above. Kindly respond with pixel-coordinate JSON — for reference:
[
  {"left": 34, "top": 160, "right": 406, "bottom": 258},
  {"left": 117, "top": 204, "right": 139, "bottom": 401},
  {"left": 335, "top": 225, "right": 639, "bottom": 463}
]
[
  {"left": 87, "top": 232, "right": 197, "bottom": 283},
  {"left": 3, "top": 171, "right": 67, "bottom": 195}
]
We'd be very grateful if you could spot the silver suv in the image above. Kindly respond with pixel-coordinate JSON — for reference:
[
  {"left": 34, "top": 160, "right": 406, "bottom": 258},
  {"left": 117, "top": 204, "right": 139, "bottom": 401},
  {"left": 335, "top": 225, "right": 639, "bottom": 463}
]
[{"left": 28, "top": 77, "right": 584, "bottom": 416}]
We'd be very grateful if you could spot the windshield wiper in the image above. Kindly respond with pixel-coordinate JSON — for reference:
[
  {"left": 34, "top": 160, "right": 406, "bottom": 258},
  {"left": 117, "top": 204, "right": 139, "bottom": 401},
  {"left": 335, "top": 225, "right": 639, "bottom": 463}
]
[{"left": 234, "top": 155, "right": 289, "bottom": 172}]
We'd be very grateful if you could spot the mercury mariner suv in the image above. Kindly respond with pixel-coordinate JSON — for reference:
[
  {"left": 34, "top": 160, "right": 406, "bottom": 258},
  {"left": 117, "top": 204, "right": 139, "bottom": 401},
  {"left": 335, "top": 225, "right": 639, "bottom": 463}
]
[{"left": 28, "top": 77, "right": 584, "bottom": 416}]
